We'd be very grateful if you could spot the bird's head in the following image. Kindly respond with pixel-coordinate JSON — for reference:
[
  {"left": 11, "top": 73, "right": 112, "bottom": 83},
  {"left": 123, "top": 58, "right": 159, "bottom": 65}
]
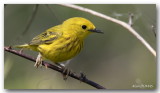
[{"left": 62, "top": 17, "right": 103, "bottom": 39}]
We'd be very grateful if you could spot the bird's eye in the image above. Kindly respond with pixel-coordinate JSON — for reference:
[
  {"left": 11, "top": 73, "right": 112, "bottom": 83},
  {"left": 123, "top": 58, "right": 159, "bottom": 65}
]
[{"left": 82, "top": 25, "right": 87, "bottom": 29}]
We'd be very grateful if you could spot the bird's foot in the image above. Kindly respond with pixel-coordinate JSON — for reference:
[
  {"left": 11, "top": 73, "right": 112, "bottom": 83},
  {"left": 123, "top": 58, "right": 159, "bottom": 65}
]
[
  {"left": 56, "top": 63, "right": 71, "bottom": 80},
  {"left": 44, "top": 63, "right": 48, "bottom": 69},
  {"left": 19, "top": 48, "right": 24, "bottom": 54},
  {"left": 34, "top": 53, "right": 43, "bottom": 68},
  {"left": 62, "top": 68, "right": 72, "bottom": 80}
]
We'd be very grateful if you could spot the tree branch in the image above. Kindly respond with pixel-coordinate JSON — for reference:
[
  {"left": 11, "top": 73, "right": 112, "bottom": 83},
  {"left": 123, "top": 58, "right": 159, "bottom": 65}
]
[
  {"left": 4, "top": 46, "right": 106, "bottom": 89},
  {"left": 59, "top": 4, "right": 156, "bottom": 57},
  {"left": 22, "top": 4, "right": 39, "bottom": 35}
]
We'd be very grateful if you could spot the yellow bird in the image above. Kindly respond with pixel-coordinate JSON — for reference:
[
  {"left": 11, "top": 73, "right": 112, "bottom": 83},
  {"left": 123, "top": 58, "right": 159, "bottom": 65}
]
[{"left": 16, "top": 17, "right": 103, "bottom": 68}]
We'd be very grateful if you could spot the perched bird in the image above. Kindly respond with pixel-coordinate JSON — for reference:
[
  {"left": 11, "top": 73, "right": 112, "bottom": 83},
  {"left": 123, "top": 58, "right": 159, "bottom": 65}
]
[{"left": 16, "top": 17, "right": 103, "bottom": 69}]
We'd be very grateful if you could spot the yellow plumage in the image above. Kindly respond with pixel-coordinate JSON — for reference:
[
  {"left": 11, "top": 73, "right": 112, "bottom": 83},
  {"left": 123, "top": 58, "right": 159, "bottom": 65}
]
[{"left": 16, "top": 17, "right": 103, "bottom": 67}]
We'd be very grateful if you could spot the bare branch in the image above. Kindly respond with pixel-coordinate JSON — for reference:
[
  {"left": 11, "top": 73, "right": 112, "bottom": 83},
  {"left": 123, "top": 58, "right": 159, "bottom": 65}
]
[
  {"left": 59, "top": 4, "right": 156, "bottom": 57},
  {"left": 128, "top": 13, "right": 134, "bottom": 27},
  {"left": 45, "top": 4, "right": 61, "bottom": 23},
  {"left": 22, "top": 4, "right": 39, "bottom": 35},
  {"left": 4, "top": 46, "right": 106, "bottom": 89},
  {"left": 151, "top": 25, "right": 156, "bottom": 37}
]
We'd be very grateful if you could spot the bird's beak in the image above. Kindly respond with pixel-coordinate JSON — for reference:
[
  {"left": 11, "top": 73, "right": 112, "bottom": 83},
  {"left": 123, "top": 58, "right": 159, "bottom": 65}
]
[{"left": 88, "top": 28, "right": 103, "bottom": 34}]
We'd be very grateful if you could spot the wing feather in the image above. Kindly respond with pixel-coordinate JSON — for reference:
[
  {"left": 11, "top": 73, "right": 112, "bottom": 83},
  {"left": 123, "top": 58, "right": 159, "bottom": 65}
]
[{"left": 29, "top": 25, "right": 62, "bottom": 45}]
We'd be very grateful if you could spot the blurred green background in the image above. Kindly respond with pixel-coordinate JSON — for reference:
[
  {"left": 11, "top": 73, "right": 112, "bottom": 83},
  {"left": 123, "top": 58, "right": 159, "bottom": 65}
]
[{"left": 4, "top": 4, "right": 156, "bottom": 89}]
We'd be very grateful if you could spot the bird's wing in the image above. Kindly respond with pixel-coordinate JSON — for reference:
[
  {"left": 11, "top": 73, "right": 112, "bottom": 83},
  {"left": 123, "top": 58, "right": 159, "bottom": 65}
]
[{"left": 29, "top": 25, "right": 62, "bottom": 45}]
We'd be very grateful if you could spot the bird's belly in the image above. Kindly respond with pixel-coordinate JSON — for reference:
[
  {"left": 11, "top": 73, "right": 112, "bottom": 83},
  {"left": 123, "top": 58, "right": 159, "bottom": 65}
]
[{"left": 38, "top": 39, "right": 83, "bottom": 63}]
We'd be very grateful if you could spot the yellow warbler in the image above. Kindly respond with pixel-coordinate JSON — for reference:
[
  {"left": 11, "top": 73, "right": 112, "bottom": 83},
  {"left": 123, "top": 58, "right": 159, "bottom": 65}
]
[{"left": 16, "top": 17, "right": 103, "bottom": 68}]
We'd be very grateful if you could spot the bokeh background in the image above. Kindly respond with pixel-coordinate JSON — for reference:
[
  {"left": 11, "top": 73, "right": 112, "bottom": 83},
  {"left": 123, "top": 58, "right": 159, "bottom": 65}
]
[{"left": 4, "top": 4, "right": 156, "bottom": 89}]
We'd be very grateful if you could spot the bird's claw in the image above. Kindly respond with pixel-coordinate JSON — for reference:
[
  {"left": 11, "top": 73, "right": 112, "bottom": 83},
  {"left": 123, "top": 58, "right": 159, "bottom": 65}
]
[
  {"left": 34, "top": 53, "right": 43, "bottom": 68},
  {"left": 56, "top": 63, "right": 71, "bottom": 80},
  {"left": 19, "top": 48, "right": 24, "bottom": 54},
  {"left": 62, "top": 67, "right": 72, "bottom": 80}
]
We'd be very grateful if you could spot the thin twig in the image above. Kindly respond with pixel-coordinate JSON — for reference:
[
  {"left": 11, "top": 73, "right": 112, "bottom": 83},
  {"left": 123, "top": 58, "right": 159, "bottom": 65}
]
[
  {"left": 59, "top": 4, "right": 156, "bottom": 57},
  {"left": 151, "top": 25, "right": 156, "bottom": 37},
  {"left": 4, "top": 46, "right": 106, "bottom": 89},
  {"left": 22, "top": 4, "right": 39, "bottom": 35},
  {"left": 128, "top": 13, "right": 134, "bottom": 27},
  {"left": 45, "top": 4, "right": 60, "bottom": 23}
]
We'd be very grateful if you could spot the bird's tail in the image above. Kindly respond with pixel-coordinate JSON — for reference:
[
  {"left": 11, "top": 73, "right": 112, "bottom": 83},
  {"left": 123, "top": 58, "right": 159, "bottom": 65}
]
[
  {"left": 14, "top": 44, "right": 38, "bottom": 51},
  {"left": 14, "top": 44, "right": 30, "bottom": 49}
]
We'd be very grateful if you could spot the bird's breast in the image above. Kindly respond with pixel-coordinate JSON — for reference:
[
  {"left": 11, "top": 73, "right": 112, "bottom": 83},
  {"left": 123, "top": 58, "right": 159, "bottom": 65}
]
[{"left": 38, "top": 36, "right": 83, "bottom": 63}]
